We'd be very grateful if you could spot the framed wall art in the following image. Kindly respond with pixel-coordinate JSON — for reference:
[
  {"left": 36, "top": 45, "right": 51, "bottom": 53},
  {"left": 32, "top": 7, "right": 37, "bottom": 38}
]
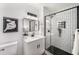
[{"left": 3, "top": 17, "right": 18, "bottom": 33}]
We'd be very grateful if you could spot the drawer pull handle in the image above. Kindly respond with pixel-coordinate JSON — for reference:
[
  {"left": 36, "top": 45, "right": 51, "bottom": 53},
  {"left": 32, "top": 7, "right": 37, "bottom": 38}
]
[
  {"left": 37, "top": 44, "right": 40, "bottom": 48},
  {"left": 0, "top": 49, "right": 5, "bottom": 51}
]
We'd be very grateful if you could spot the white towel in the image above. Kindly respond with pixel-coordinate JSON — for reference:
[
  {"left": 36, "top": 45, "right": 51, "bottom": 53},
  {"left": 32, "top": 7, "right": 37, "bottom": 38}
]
[{"left": 72, "top": 29, "right": 79, "bottom": 55}]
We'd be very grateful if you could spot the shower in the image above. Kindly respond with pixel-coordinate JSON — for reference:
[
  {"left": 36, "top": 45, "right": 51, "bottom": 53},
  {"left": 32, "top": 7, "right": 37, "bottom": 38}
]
[{"left": 44, "top": 6, "right": 77, "bottom": 55}]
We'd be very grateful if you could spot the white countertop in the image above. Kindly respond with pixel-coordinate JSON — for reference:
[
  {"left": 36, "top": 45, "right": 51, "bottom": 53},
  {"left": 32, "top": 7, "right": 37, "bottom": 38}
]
[
  {"left": 24, "top": 35, "right": 45, "bottom": 43},
  {"left": 0, "top": 41, "right": 17, "bottom": 48}
]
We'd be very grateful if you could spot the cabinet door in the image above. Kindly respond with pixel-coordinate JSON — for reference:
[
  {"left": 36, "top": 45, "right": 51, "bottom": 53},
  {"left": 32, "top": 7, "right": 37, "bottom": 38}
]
[{"left": 24, "top": 39, "right": 44, "bottom": 55}]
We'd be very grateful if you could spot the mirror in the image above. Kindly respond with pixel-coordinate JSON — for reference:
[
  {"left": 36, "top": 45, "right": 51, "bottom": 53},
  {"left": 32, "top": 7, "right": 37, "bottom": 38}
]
[
  {"left": 29, "top": 20, "right": 35, "bottom": 32},
  {"left": 23, "top": 18, "right": 39, "bottom": 34}
]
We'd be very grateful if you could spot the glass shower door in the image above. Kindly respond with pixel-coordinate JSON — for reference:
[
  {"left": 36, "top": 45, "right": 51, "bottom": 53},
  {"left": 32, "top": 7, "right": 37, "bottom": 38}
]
[
  {"left": 45, "top": 8, "right": 77, "bottom": 55},
  {"left": 45, "top": 16, "right": 51, "bottom": 49}
]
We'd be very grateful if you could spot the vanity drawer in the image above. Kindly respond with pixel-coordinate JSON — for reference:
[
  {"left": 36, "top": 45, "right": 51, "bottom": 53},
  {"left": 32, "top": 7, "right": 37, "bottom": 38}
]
[
  {"left": 0, "top": 41, "right": 17, "bottom": 55},
  {"left": 24, "top": 39, "right": 45, "bottom": 55},
  {"left": 0, "top": 45, "right": 17, "bottom": 55}
]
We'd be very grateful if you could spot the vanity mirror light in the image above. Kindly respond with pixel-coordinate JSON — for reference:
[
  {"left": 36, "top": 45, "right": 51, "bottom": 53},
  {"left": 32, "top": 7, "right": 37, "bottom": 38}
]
[{"left": 23, "top": 18, "right": 39, "bottom": 36}]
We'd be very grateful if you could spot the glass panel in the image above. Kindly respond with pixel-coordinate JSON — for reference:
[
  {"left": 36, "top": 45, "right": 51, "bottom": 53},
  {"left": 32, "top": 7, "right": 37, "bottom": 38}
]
[
  {"left": 45, "top": 16, "right": 51, "bottom": 49},
  {"left": 30, "top": 20, "right": 35, "bottom": 32}
]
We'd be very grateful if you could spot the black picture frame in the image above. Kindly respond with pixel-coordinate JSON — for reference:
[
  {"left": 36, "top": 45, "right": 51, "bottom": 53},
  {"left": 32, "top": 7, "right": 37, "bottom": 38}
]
[{"left": 3, "top": 17, "right": 18, "bottom": 33}]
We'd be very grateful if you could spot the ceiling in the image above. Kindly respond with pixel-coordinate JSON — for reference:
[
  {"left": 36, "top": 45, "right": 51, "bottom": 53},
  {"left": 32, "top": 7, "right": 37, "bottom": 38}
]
[
  {"left": 42, "top": 3, "right": 79, "bottom": 12},
  {"left": 26, "top": 3, "right": 79, "bottom": 15},
  {"left": 2, "top": 3, "right": 79, "bottom": 15},
  {"left": 3, "top": 3, "right": 78, "bottom": 13}
]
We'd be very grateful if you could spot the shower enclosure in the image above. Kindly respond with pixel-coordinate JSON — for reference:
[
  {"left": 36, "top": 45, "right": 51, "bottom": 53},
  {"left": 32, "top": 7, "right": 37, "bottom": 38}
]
[{"left": 44, "top": 6, "right": 77, "bottom": 55}]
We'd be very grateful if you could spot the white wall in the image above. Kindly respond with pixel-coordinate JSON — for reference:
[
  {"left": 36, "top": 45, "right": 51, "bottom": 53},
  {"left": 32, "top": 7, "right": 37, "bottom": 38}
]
[
  {"left": 44, "top": 7, "right": 52, "bottom": 49},
  {"left": 51, "top": 8, "right": 77, "bottom": 53},
  {"left": 38, "top": 6, "right": 44, "bottom": 36},
  {"left": 0, "top": 3, "right": 41, "bottom": 54},
  {"left": 44, "top": 7, "right": 52, "bottom": 16}
]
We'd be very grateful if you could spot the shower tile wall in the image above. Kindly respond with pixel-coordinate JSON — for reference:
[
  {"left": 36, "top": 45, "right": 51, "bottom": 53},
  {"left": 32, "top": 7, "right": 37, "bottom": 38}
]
[{"left": 51, "top": 8, "right": 77, "bottom": 54}]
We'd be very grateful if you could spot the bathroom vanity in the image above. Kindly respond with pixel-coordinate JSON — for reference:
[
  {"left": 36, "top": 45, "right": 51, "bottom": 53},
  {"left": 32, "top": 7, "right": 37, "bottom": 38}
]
[
  {"left": 24, "top": 36, "right": 45, "bottom": 55},
  {"left": 22, "top": 14, "right": 45, "bottom": 55}
]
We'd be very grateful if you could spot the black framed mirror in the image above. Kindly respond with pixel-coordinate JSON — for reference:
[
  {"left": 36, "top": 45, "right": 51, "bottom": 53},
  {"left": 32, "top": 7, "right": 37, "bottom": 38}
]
[{"left": 23, "top": 18, "right": 39, "bottom": 33}]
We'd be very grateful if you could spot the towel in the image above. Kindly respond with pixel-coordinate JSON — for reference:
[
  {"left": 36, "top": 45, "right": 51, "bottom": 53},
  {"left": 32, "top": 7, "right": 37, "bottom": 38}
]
[{"left": 72, "top": 29, "right": 79, "bottom": 55}]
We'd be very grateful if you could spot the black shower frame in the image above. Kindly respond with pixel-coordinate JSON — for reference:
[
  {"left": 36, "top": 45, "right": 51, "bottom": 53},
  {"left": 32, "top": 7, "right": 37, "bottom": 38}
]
[{"left": 44, "top": 5, "right": 79, "bottom": 50}]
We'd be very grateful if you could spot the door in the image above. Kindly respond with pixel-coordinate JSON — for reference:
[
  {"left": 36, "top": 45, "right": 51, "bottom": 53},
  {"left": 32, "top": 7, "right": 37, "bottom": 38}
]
[{"left": 45, "top": 16, "right": 51, "bottom": 49}]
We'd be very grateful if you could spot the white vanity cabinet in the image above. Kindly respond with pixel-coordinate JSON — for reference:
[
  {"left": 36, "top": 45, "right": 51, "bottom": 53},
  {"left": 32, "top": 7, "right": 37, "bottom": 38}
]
[{"left": 24, "top": 36, "right": 45, "bottom": 55}]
